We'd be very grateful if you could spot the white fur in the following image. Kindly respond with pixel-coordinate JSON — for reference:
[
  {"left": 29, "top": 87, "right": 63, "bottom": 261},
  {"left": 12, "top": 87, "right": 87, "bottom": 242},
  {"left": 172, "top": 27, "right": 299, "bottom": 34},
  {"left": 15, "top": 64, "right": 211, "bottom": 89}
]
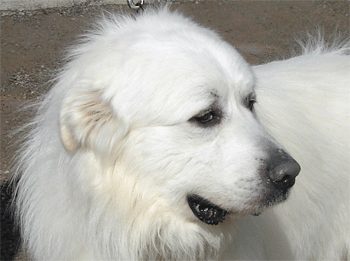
[
  {"left": 251, "top": 39, "right": 350, "bottom": 260},
  {"left": 14, "top": 7, "right": 349, "bottom": 260}
]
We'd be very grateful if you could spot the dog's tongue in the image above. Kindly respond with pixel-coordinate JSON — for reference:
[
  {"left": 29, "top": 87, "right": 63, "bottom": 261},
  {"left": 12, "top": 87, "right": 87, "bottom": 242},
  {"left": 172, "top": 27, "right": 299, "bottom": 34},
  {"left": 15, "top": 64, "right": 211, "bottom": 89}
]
[{"left": 187, "top": 195, "right": 228, "bottom": 225}]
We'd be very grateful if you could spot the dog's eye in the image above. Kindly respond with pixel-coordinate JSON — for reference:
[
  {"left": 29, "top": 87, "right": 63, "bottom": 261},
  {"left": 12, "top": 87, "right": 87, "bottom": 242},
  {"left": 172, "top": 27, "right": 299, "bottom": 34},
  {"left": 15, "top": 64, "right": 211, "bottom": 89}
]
[
  {"left": 190, "top": 109, "right": 221, "bottom": 128},
  {"left": 245, "top": 93, "right": 256, "bottom": 111}
]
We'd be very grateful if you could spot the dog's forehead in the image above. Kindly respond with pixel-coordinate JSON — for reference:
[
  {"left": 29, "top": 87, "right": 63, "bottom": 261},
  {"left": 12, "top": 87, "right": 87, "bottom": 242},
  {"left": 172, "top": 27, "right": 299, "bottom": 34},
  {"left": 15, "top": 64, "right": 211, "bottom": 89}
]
[
  {"left": 80, "top": 10, "right": 255, "bottom": 125},
  {"left": 108, "top": 61, "right": 229, "bottom": 126},
  {"left": 106, "top": 38, "right": 251, "bottom": 125}
]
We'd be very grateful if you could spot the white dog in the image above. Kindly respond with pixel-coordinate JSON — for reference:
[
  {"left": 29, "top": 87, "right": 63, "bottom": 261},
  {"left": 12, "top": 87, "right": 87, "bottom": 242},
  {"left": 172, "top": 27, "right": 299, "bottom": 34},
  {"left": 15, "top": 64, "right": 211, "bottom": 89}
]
[{"left": 14, "top": 7, "right": 349, "bottom": 260}]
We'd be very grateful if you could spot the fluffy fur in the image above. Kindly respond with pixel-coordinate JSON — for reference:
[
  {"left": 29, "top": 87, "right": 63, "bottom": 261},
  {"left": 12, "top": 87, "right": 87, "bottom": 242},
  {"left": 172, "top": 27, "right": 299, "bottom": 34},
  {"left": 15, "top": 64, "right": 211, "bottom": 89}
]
[
  {"left": 252, "top": 37, "right": 350, "bottom": 260},
  {"left": 14, "top": 7, "right": 349, "bottom": 260}
]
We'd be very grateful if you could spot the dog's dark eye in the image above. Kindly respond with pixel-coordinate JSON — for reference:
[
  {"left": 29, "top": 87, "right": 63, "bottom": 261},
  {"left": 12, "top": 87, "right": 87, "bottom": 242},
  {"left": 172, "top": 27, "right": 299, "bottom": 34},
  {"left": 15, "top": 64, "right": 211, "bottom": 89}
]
[
  {"left": 190, "top": 109, "right": 221, "bottom": 128},
  {"left": 245, "top": 93, "right": 256, "bottom": 111}
]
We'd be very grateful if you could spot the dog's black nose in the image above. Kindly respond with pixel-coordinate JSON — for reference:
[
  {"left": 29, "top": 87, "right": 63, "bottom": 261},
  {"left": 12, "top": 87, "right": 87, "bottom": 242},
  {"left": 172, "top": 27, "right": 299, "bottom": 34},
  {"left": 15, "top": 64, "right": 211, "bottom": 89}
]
[
  {"left": 269, "top": 159, "right": 300, "bottom": 190},
  {"left": 267, "top": 149, "right": 301, "bottom": 191}
]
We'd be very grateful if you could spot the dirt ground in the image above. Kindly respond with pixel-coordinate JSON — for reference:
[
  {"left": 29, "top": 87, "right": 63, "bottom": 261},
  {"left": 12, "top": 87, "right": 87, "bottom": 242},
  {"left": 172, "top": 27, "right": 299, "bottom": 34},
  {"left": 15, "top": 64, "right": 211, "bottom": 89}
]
[{"left": 1, "top": 1, "right": 349, "bottom": 260}]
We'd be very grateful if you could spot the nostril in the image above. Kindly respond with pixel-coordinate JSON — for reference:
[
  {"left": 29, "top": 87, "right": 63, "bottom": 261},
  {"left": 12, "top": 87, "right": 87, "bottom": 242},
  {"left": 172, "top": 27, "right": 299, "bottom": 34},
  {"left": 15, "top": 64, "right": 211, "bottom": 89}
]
[{"left": 272, "top": 174, "right": 296, "bottom": 190}]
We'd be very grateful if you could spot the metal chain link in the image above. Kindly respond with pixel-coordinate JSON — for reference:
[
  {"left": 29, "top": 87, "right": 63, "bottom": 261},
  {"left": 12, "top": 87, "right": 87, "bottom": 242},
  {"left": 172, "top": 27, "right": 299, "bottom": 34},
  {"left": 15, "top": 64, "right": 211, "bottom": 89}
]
[{"left": 127, "top": 0, "right": 144, "bottom": 11}]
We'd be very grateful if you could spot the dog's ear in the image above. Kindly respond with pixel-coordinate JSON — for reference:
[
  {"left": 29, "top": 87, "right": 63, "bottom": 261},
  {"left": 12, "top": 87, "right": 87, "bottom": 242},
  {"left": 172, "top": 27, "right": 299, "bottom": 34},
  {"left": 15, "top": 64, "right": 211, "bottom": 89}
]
[{"left": 60, "top": 88, "right": 128, "bottom": 154}]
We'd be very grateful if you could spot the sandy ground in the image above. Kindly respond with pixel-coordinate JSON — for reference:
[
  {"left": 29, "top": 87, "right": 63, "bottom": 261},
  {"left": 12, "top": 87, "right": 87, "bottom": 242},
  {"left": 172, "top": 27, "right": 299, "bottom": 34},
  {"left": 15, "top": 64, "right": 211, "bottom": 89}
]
[{"left": 1, "top": 1, "right": 349, "bottom": 260}]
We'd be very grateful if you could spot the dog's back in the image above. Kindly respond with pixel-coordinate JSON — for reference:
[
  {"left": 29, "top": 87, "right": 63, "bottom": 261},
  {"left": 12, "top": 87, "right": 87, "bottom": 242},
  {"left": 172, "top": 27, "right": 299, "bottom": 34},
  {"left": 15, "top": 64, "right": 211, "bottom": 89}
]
[{"left": 253, "top": 39, "right": 350, "bottom": 260}]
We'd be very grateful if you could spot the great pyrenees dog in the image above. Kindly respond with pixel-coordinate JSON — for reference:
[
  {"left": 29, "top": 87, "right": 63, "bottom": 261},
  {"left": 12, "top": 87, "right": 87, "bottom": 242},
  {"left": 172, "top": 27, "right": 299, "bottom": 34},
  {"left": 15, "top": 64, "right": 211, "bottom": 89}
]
[{"left": 14, "top": 7, "right": 349, "bottom": 260}]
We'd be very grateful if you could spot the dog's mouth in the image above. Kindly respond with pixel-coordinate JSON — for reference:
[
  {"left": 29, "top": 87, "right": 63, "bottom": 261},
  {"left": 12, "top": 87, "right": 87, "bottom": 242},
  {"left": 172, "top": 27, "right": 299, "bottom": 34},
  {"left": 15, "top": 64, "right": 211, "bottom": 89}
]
[
  {"left": 187, "top": 186, "right": 292, "bottom": 225},
  {"left": 187, "top": 194, "right": 228, "bottom": 225}
]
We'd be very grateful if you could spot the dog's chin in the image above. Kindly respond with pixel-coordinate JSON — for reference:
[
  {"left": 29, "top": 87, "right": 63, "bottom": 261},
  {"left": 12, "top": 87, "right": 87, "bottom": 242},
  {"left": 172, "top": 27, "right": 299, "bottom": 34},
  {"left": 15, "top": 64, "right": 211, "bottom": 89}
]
[
  {"left": 187, "top": 189, "right": 291, "bottom": 225},
  {"left": 244, "top": 190, "right": 289, "bottom": 217},
  {"left": 245, "top": 187, "right": 292, "bottom": 216}
]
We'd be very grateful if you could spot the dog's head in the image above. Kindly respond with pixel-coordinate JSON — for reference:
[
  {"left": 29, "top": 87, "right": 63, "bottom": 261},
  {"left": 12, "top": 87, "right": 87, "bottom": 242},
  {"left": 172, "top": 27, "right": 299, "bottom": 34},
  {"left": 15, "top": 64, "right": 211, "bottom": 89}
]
[{"left": 59, "top": 8, "right": 300, "bottom": 226}]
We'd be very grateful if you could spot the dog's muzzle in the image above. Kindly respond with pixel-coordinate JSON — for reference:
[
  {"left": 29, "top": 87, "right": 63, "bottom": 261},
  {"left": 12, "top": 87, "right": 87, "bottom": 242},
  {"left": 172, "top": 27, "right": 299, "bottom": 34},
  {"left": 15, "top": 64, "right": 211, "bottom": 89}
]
[
  {"left": 187, "top": 150, "right": 300, "bottom": 225},
  {"left": 258, "top": 148, "right": 301, "bottom": 207},
  {"left": 187, "top": 194, "right": 228, "bottom": 225}
]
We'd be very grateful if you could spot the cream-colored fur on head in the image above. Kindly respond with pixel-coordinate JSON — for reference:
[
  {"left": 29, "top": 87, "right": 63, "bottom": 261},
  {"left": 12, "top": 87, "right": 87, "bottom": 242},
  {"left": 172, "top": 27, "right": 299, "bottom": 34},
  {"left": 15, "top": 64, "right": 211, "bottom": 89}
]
[{"left": 14, "top": 7, "right": 349, "bottom": 260}]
